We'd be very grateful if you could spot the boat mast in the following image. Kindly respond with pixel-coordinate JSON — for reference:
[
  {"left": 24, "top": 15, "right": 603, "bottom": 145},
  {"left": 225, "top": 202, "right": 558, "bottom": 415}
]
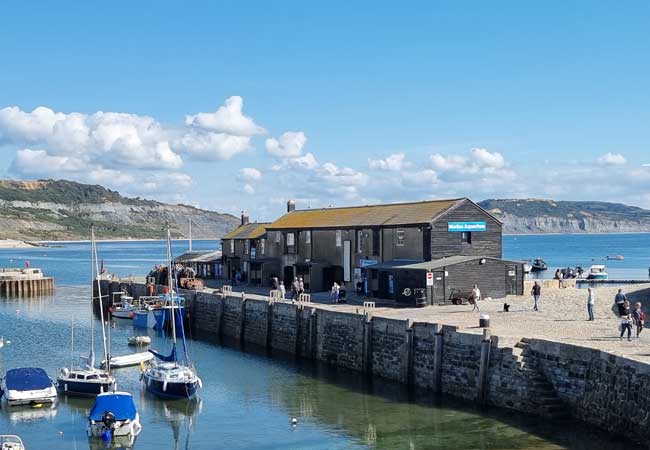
[
  {"left": 167, "top": 226, "right": 178, "bottom": 366},
  {"left": 93, "top": 227, "right": 111, "bottom": 374},
  {"left": 188, "top": 218, "right": 192, "bottom": 251},
  {"left": 89, "top": 227, "right": 95, "bottom": 368}
]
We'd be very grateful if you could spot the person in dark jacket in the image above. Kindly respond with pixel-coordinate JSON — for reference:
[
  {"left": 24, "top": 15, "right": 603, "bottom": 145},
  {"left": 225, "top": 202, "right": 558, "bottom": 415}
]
[
  {"left": 615, "top": 289, "right": 627, "bottom": 316},
  {"left": 619, "top": 300, "right": 633, "bottom": 341},
  {"left": 531, "top": 281, "right": 541, "bottom": 312},
  {"left": 632, "top": 302, "right": 645, "bottom": 338}
]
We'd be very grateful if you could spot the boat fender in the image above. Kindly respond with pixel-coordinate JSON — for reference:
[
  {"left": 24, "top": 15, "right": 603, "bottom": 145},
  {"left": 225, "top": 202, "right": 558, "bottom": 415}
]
[
  {"left": 162, "top": 381, "right": 167, "bottom": 392},
  {"left": 101, "top": 429, "right": 112, "bottom": 442},
  {"left": 197, "top": 378, "right": 203, "bottom": 389}
]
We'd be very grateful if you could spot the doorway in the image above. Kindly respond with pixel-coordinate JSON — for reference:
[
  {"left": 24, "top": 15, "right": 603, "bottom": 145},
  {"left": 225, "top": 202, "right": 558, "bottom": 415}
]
[{"left": 506, "top": 265, "right": 517, "bottom": 295}]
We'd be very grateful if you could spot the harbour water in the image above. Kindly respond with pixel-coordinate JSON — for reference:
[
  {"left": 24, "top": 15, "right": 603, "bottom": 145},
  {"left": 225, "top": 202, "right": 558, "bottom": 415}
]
[{"left": 0, "top": 236, "right": 648, "bottom": 449}]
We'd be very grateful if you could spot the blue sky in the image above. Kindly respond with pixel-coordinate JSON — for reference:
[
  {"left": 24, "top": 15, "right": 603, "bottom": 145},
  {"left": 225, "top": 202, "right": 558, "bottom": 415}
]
[{"left": 1, "top": 1, "right": 649, "bottom": 218}]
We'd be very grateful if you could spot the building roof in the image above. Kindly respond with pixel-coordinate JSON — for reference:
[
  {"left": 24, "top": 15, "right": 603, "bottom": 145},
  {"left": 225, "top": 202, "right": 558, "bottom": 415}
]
[
  {"left": 266, "top": 199, "right": 464, "bottom": 229},
  {"left": 366, "top": 256, "right": 522, "bottom": 271},
  {"left": 222, "top": 222, "right": 269, "bottom": 240},
  {"left": 174, "top": 250, "right": 222, "bottom": 263}
]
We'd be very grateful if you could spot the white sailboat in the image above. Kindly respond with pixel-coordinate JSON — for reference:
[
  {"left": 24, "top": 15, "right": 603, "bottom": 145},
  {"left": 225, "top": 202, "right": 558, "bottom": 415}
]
[{"left": 57, "top": 226, "right": 116, "bottom": 396}]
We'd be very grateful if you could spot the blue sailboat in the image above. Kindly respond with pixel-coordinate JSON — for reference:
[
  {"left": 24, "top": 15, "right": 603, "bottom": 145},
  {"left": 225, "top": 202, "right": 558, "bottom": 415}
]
[{"left": 142, "top": 227, "right": 201, "bottom": 399}]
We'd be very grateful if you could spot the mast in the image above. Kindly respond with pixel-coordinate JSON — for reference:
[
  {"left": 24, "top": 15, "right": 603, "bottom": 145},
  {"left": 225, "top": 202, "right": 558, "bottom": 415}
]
[
  {"left": 93, "top": 227, "right": 110, "bottom": 374},
  {"left": 188, "top": 218, "right": 192, "bottom": 251},
  {"left": 89, "top": 228, "right": 95, "bottom": 368},
  {"left": 168, "top": 226, "right": 178, "bottom": 366}
]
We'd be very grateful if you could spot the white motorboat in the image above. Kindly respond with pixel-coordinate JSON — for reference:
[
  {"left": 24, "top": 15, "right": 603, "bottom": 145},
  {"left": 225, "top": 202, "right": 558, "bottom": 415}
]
[
  {"left": 0, "top": 435, "right": 26, "bottom": 450},
  {"left": 87, "top": 391, "right": 142, "bottom": 444},
  {"left": 587, "top": 264, "right": 608, "bottom": 280},
  {"left": 110, "top": 293, "right": 136, "bottom": 319},
  {"left": 1, "top": 367, "right": 57, "bottom": 407},
  {"left": 102, "top": 352, "right": 154, "bottom": 369},
  {"left": 128, "top": 336, "right": 152, "bottom": 346}
]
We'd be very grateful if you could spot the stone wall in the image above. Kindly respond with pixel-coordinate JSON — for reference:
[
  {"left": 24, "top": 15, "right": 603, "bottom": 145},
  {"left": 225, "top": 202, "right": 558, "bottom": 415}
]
[{"left": 120, "top": 282, "right": 650, "bottom": 444}]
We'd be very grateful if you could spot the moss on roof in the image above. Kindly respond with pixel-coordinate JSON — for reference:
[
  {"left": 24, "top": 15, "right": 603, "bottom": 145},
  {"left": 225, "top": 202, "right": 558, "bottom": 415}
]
[{"left": 222, "top": 222, "right": 269, "bottom": 240}]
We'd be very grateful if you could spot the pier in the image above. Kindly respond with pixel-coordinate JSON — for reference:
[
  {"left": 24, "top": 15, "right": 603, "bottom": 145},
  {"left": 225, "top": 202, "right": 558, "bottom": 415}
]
[{"left": 0, "top": 268, "right": 55, "bottom": 296}]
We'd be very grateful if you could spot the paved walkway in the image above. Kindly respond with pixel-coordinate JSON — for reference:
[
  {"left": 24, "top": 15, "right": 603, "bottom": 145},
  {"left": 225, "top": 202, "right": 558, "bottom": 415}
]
[{"left": 202, "top": 280, "right": 650, "bottom": 362}]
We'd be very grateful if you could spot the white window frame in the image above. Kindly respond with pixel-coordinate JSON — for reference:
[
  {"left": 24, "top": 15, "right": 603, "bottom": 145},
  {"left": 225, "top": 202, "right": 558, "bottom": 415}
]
[
  {"left": 396, "top": 228, "right": 405, "bottom": 247},
  {"left": 357, "top": 230, "right": 363, "bottom": 253},
  {"left": 230, "top": 239, "right": 235, "bottom": 254},
  {"left": 336, "top": 230, "right": 342, "bottom": 247},
  {"left": 244, "top": 239, "right": 250, "bottom": 255},
  {"left": 260, "top": 238, "right": 265, "bottom": 255},
  {"left": 305, "top": 230, "right": 311, "bottom": 244}
]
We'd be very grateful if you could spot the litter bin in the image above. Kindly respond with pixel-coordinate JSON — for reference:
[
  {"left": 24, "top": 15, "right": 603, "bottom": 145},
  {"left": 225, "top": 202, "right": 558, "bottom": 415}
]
[
  {"left": 479, "top": 314, "right": 490, "bottom": 328},
  {"left": 414, "top": 288, "right": 427, "bottom": 307}
]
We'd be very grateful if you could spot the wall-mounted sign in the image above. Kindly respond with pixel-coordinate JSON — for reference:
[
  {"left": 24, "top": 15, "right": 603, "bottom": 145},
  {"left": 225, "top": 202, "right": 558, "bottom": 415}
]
[
  {"left": 426, "top": 272, "right": 434, "bottom": 286},
  {"left": 448, "top": 221, "right": 486, "bottom": 232},
  {"left": 360, "top": 259, "right": 378, "bottom": 268}
]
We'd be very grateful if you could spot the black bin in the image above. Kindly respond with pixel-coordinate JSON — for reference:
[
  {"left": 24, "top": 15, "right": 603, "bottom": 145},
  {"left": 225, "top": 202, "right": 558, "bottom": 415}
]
[{"left": 414, "top": 288, "right": 427, "bottom": 308}]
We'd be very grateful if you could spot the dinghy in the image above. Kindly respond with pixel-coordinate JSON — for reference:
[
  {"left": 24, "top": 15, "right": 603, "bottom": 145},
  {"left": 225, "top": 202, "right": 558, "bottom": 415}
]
[
  {"left": 87, "top": 391, "right": 142, "bottom": 444},
  {"left": 128, "top": 336, "right": 152, "bottom": 346},
  {"left": 102, "top": 352, "right": 154, "bottom": 368},
  {"left": 1, "top": 368, "right": 57, "bottom": 407}
]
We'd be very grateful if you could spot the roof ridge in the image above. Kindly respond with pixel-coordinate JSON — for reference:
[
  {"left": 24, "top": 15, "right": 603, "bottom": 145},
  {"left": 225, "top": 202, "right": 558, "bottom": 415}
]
[{"left": 291, "top": 198, "right": 465, "bottom": 213}]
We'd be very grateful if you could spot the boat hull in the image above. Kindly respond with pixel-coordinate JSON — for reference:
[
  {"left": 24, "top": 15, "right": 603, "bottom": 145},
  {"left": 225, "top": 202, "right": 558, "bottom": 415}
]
[
  {"left": 587, "top": 274, "right": 608, "bottom": 280},
  {"left": 144, "top": 376, "right": 199, "bottom": 399},
  {"left": 111, "top": 309, "right": 134, "bottom": 319},
  {"left": 133, "top": 310, "right": 155, "bottom": 328},
  {"left": 57, "top": 378, "right": 115, "bottom": 396},
  {"left": 2, "top": 390, "right": 57, "bottom": 407}
]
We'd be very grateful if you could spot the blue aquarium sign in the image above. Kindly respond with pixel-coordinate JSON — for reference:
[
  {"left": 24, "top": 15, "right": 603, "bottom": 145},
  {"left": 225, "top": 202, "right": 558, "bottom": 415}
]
[{"left": 448, "top": 221, "right": 486, "bottom": 232}]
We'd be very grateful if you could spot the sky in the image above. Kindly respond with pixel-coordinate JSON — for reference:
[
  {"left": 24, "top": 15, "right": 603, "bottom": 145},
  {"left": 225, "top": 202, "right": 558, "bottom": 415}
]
[{"left": 1, "top": 1, "right": 650, "bottom": 219}]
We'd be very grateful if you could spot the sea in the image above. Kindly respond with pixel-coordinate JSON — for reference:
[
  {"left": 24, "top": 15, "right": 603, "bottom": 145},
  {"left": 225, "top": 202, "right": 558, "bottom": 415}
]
[{"left": 0, "top": 234, "right": 648, "bottom": 450}]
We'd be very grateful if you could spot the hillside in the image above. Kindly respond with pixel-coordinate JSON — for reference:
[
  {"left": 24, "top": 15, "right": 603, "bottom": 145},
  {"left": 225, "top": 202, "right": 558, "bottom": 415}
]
[
  {"left": 479, "top": 199, "right": 650, "bottom": 234},
  {"left": 0, "top": 179, "right": 240, "bottom": 240}
]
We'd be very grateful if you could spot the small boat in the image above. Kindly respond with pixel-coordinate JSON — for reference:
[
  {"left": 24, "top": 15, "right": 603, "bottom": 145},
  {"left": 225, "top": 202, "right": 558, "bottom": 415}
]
[
  {"left": 142, "top": 227, "right": 202, "bottom": 399},
  {"left": 0, "top": 337, "right": 4, "bottom": 348},
  {"left": 530, "top": 258, "right": 548, "bottom": 272},
  {"left": 606, "top": 255, "right": 625, "bottom": 261},
  {"left": 87, "top": 391, "right": 142, "bottom": 443},
  {"left": 1, "top": 368, "right": 57, "bottom": 407},
  {"left": 110, "top": 293, "right": 136, "bottom": 319},
  {"left": 128, "top": 336, "right": 151, "bottom": 346},
  {"left": 0, "top": 435, "right": 25, "bottom": 450},
  {"left": 102, "top": 352, "right": 154, "bottom": 369},
  {"left": 587, "top": 264, "right": 608, "bottom": 280}
]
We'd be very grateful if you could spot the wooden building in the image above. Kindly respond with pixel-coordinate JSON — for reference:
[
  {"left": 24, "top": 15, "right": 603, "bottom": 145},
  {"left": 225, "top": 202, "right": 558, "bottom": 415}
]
[
  {"left": 174, "top": 250, "right": 223, "bottom": 279},
  {"left": 262, "top": 198, "right": 522, "bottom": 304}
]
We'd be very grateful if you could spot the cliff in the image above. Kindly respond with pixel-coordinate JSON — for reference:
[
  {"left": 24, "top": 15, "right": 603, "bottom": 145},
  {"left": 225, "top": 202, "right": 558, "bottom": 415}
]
[
  {"left": 478, "top": 199, "right": 650, "bottom": 234},
  {"left": 0, "top": 179, "right": 239, "bottom": 240}
]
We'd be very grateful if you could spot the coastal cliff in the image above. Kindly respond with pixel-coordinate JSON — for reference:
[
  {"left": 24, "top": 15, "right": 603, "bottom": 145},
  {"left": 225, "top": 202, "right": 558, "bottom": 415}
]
[
  {"left": 0, "top": 179, "right": 239, "bottom": 240},
  {"left": 479, "top": 199, "right": 650, "bottom": 234}
]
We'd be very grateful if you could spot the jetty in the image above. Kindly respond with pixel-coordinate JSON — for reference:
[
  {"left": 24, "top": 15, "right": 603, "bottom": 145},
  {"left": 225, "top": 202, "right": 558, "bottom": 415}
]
[{"left": 0, "top": 268, "right": 55, "bottom": 296}]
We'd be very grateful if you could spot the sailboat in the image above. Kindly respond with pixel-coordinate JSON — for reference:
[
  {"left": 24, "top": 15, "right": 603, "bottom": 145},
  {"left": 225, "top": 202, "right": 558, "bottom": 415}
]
[
  {"left": 57, "top": 226, "right": 116, "bottom": 396},
  {"left": 142, "top": 227, "right": 202, "bottom": 399}
]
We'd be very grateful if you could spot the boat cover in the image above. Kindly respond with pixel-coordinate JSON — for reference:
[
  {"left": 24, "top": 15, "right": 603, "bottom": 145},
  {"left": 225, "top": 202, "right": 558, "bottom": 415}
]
[
  {"left": 5, "top": 368, "right": 53, "bottom": 391},
  {"left": 89, "top": 393, "right": 137, "bottom": 421},
  {"left": 149, "top": 345, "right": 176, "bottom": 362}
]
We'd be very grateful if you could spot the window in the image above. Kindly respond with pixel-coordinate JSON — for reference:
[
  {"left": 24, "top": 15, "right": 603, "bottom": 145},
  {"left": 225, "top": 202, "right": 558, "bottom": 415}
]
[
  {"left": 275, "top": 232, "right": 281, "bottom": 243},
  {"left": 357, "top": 230, "right": 364, "bottom": 253},
  {"left": 372, "top": 228, "right": 380, "bottom": 255},
  {"left": 284, "top": 232, "right": 296, "bottom": 254},
  {"left": 305, "top": 230, "right": 311, "bottom": 244},
  {"left": 229, "top": 239, "right": 235, "bottom": 254},
  {"left": 260, "top": 238, "right": 265, "bottom": 255},
  {"left": 461, "top": 232, "right": 472, "bottom": 244},
  {"left": 396, "top": 228, "right": 405, "bottom": 247},
  {"left": 336, "top": 230, "right": 342, "bottom": 247},
  {"left": 244, "top": 240, "right": 250, "bottom": 254}
]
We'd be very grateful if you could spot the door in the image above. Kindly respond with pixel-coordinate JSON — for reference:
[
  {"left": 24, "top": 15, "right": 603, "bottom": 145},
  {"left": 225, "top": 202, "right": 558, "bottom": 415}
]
[
  {"left": 343, "top": 240, "right": 351, "bottom": 282},
  {"left": 283, "top": 266, "right": 295, "bottom": 287},
  {"left": 506, "top": 265, "right": 517, "bottom": 295},
  {"left": 432, "top": 271, "right": 445, "bottom": 304}
]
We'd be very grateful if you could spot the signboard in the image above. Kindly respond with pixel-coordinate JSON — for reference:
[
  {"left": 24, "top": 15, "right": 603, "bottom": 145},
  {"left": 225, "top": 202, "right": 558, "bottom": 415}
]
[
  {"left": 447, "top": 221, "right": 486, "bottom": 232},
  {"left": 360, "top": 259, "right": 378, "bottom": 268},
  {"left": 388, "top": 274, "right": 395, "bottom": 294},
  {"left": 426, "top": 272, "right": 434, "bottom": 286}
]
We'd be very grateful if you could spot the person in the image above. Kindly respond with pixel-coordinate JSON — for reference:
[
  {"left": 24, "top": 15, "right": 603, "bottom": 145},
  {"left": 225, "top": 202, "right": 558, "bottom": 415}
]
[
  {"left": 632, "top": 302, "right": 645, "bottom": 338},
  {"left": 298, "top": 278, "right": 305, "bottom": 296},
  {"left": 356, "top": 277, "right": 364, "bottom": 295},
  {"left": 234, "top": 270, "right": 241, "bottom": 286},
  {"left": 619, "top": 300, "right": 633, "bottom": 341},
  {"left": 271, "top": 277, "right": 279, "bottom": 290},
  {"left": 291, "top": 278, "right": 299, "bottom": 300},
  {"left": 615, "top": 289, "right": 627, "bottom": 316},
  {"left": 331, "top": 282, "right": 340, "bottom": 303},
  {"left": 279, "top": 280, "right": 286, "bottom": 299},
  {"left": 531, "top": 281, "right": 541, "bottom": 311},
  {"left": 586, "top": 287, "right": 595, "bottom": 321},
  {"left": 470, "top": 284, "right": 481, "bottom": 311}
]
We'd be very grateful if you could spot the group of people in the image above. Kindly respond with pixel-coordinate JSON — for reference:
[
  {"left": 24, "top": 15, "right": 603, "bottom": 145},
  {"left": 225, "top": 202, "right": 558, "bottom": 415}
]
[
  {"left": 270, "top": 276, "right": 306, "bottom": 300},
  {"left": 614, "top": 289, "right": 645, "bottom": 341}
]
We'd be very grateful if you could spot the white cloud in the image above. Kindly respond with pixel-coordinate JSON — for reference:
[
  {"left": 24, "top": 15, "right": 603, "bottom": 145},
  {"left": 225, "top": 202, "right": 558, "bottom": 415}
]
[
  {"left": 317, "top": 162, "right": 368, "bottom": 187},
  {"left": 368, "top": 153, "right": 407, "bottom": 171},
  {"left": 172, "top": 129, "right": 251, "bottom": 160},
  {"left": 184, "top": 96, "right": 264, "bottom": 136},
  {"left": 238, "top": 167, "right": 262, "bottom": 182},
  {"left": 597, "top": 152, "right": 627, "bottom": 166},
  {"left": 471, "top": 148, "right": 505, "bottom": 168},
  {"left": 430, "top": 153, "right": 467, "bottom": 171},
  {"left": 265, "top": 131, "right": 307, "bottom": 158}
]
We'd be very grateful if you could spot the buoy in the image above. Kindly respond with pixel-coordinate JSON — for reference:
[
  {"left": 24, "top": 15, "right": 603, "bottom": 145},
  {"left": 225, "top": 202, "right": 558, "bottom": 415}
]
[
  {"left": 291, "top": 417, "right": 298, "bottom": 426},
  {"left": 101, "top": 429, "right": 112, "bottom": 442},
  {"left": 58, "top": 431, "right": 64, "bottom": 436}
]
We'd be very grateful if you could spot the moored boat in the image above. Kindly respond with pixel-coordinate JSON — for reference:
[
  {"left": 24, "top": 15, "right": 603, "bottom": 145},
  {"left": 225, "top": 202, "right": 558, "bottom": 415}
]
[
  {"left": 530, "top": 258, "right": 548, "bottom": 272},
  {"left": 101, "top": 352, "right": 154, "bottom": 369},
  {"left": 128, "top": 336, "right": 151, "bottom": 346},
  {"left": 606, "top": 255, "right": 624, "bottom": 261},
  {"left": 0, "top": 435, "right": 26, "bottom": 450},
  {"left": 1, "top": 368, "right": 57, "bottom": 407},
  {"left": 87, "top": 391, "right": 142, "bottom": 444},
  {"left": 587, "top": 264, "right": 608, "bottom": 280},
  {"left": 110, "top": 293, "right": 136, "bottom": 319}
]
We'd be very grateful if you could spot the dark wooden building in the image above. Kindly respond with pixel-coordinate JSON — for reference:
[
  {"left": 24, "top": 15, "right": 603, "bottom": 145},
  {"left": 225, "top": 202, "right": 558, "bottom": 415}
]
[{"left": 174, "top": 250, "right": 223, "bottom": 279}]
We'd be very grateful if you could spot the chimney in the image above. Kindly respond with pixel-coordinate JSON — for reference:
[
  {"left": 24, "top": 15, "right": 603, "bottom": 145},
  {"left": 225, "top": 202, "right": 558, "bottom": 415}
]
[
  {"left": 287, "top": 200, "right": 296, "bottom": 213},
  {"left": 241, "top": 211, "right": 250, "bottom": 226}
]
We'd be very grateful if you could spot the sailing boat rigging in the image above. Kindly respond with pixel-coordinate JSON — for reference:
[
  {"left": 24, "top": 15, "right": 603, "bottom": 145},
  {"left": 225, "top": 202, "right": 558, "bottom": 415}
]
[
  {"left": 142, "top": 226, "right": 202, "bottom": 399},
  {"left": 57, "top": 226, "right": 116, "bottom": 395}
]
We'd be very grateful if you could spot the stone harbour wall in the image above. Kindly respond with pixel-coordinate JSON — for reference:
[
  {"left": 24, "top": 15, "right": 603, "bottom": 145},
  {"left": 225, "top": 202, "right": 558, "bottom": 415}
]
[{"left": 116, "top": 282, "right": 650, "bottom": 444}]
